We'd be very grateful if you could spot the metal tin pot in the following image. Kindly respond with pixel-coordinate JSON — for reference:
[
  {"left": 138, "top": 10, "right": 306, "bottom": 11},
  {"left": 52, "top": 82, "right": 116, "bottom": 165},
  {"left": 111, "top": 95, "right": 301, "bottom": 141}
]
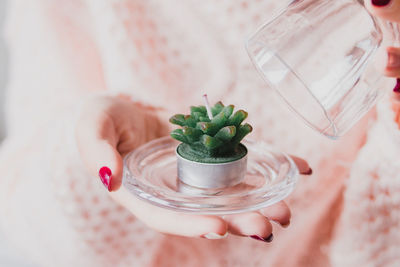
[{"left": 176, "top": 148, "right": 248, "bottom": 189}]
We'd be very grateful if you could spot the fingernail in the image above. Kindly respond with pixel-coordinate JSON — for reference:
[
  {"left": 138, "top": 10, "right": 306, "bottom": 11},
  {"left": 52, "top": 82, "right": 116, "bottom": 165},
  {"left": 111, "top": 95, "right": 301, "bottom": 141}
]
[
  {"left": 388, "top": 51, "right": 400, "bottom": 69},
  {"left": 271, "top": 219, "right": 290, "bottom": 228},
  {"left": 372, "top": 0, "right": 391, "bottom": 7},
  {"left": 301, "top": 168, "right": 313, "bottom": 175},
  {"left": 99, "top": 166, "right": 112, "bottom": 191},
  {"left": 202, "top": 232, "right": 228, "bottom": 239},
  {"left": 250, "top": 233, "right": 274, "bottom": 243},
  {"left": 394, "top": 79, "right": 400, "bottom": 93}
]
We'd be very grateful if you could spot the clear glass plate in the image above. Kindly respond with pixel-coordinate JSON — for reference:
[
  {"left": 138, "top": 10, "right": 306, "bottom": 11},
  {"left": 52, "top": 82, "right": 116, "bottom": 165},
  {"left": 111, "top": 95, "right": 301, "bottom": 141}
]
[{"left": 123, "top": 136, "right": 299, "bottom": 215}]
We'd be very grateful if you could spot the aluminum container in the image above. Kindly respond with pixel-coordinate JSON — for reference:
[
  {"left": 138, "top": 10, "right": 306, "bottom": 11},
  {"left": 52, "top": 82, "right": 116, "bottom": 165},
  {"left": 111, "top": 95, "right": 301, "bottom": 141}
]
[{"left": 177, "top": 149, "right": 247, "bottom": 189}]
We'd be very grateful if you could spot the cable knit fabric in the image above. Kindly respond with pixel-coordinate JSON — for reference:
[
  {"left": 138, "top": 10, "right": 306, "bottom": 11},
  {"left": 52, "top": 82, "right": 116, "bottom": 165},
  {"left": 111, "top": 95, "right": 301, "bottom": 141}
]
[{"left": 0, "top": 0, "right": 399, "bottom": 266}]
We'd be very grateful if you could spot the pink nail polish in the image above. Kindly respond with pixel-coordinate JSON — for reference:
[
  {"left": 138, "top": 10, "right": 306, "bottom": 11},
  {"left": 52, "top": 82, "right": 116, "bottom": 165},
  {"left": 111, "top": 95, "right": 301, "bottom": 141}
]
[
  {"left": 394, "top": 79, "right": 400, "bottom": 93},
  {"left": 371, "top": 0, "right": 391, "bottom": 7},
  {"left": 99, "top": 166, "right": 112, "bottom": 191}
]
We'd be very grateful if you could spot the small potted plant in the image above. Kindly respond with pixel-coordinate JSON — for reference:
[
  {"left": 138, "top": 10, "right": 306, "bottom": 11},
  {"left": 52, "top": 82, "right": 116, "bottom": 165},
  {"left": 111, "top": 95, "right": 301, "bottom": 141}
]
[{"left": 169, "top": 96, "right": 252, "bottom": 188}]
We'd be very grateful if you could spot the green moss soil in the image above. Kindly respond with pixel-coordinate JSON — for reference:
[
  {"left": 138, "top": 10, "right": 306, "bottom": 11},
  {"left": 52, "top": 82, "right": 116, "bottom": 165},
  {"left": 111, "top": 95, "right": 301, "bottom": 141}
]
[{"left": 177, "top": 143, "right": 247, "bottom": 164}]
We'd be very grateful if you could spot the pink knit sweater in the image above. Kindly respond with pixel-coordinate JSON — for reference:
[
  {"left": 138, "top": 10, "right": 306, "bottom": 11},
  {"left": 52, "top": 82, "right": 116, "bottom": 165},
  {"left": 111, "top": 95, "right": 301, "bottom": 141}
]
[{"left": 0, "top": 0, "right": 399, "bottom": 266}]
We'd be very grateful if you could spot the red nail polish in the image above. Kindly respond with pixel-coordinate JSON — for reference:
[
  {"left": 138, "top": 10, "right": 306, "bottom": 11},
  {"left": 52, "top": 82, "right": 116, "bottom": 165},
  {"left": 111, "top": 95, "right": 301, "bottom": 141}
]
[
  {"left": 372, "top": 0, "right": 391, "bottom": 6},
  {"left": 99, "top": 167, "right": 112, "bottom": 191},
  {"left": 301, "top": 168, "right": 313, "bottom": 175},
  {"left": 394, "top": 79, "right": 400, "bottom": 93},
  {"left": 250, "top": 234, "right": 274, "bottom": 243}
]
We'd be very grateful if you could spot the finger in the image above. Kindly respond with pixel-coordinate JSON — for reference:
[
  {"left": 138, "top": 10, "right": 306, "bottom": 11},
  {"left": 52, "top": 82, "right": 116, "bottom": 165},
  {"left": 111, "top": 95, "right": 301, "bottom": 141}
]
[
  {"left": 365, "top": 0, "right": 400, "bottom": 23},
  {"left": 111, "top": 187, "right": 228, "bottom": 238},
  {"left": 76, "top": 105, "right": 123, "bottom": 192},
  {"left": 224, "top": 212, "right": 273, "bottom": 242},
  {"left": 386, "top": 47, "right": 400, "bottom": 77},
  {"left": 289, "top": 155, "right": 312, "bottom": 175},
  {"left": 259, "top": 201, "right": 291, "bottom": 227}
]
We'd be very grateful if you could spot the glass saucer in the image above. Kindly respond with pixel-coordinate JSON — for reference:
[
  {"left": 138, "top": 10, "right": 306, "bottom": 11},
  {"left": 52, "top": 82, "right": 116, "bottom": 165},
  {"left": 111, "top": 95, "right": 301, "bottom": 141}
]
[{"left": 123, "top": 136, "right": 299, "bottom": 215}]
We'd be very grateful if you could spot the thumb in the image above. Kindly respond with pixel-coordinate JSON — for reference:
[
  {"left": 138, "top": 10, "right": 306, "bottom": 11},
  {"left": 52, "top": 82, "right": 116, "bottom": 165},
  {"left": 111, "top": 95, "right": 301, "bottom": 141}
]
[{"left": 76, "top": 107, "right": 123, "bottom": 192}]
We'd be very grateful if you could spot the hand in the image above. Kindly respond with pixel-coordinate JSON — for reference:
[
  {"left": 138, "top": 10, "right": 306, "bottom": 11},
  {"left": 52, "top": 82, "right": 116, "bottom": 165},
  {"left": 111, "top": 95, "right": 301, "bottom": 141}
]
[
  {"left": 365, "top": 0, "right": 400, "bottom": 79},
  {"left": 76, "top": 95, "right": 312, "bottom": 240},
  {"left": 365, "top": 1, "right": 400, "bottom": 125}
]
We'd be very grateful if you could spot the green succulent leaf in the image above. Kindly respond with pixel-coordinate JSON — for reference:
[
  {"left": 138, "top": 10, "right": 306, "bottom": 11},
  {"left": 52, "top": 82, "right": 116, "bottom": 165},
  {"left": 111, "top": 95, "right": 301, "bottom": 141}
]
[
  {"left": 231, "top": 123, "right": 253, "bottom": 145},
  {"left": 169, "top": 114, "right": 186, "bottom": 126},
  {"left": 182, "top": 126, "right": 202, "bottom": 142},
  {"left": 199, "top": 116, "right": 211, "bottom": 122},
  {"left": 201, "top": 135, "right": 223, "bottom": 150},
  {"left": 184, "top": 115, "right": 197, "bottom": 128},
  {"left": 215, "top": 126, "right": 236, "bottom": 142},
  {"left": 170, "top": 129, "right": 189, "bottom": 143},
  {"left": 228, "top": 110, "right": 248, "bottom": 126},
  {"left": 190, "top": 106, "right": 207, "bottom": 116},
  {"left": 192, "top": 112, "right": 204, "bottom": 121},
  {"left": 196, "top": 122, "right": 219, "bottom": 136},
  {"left": 211, "top": 101, "right": 224, "bottom": 116},
  {"left": 210, "top": 112, "right": 227, "bottom": 128},
  {"left": 221, "top": 105, "right": 234, "bottom": 118}
]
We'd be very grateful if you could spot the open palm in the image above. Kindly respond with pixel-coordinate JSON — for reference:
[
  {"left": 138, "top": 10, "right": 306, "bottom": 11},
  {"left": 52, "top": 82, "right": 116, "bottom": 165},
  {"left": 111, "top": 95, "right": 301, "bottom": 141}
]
[{"left": 75, "top": 95, "right": 311, "bottom": 241}]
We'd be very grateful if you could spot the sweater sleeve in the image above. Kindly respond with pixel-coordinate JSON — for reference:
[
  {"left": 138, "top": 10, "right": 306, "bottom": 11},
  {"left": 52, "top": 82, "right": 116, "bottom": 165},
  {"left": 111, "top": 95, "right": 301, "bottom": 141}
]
[
  {"left": 0, "top": 1, "right": 161, "bottom": 267},
  {"left": 3, "top": 0, "right": 107, "bottom": 135},
  {"left": 330, "top": 94, "right": 400, "bottom": 267}
]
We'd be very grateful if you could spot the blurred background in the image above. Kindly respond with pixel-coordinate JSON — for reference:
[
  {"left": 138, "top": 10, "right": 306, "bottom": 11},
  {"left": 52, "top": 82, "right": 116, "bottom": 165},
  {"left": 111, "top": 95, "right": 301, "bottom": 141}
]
[
  {"left": 0, "top": 0, "right": 7, "bottom": 140},
  {"left": 0, "top": 1, "right": 36, "bottom": 266}
]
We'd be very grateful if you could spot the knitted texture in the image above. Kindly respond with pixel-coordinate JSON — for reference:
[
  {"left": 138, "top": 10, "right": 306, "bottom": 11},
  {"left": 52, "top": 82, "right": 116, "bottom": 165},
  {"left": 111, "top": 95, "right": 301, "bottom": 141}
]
[{"left": 0, "top": 0, "right": 399, "bottom": 266}]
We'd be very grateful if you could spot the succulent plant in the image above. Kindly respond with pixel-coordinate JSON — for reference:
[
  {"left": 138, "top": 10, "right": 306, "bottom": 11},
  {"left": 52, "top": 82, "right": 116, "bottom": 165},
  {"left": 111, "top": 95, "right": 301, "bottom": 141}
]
[{"left": 169, "top": 101, "right": 252, "bottom": 158}]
